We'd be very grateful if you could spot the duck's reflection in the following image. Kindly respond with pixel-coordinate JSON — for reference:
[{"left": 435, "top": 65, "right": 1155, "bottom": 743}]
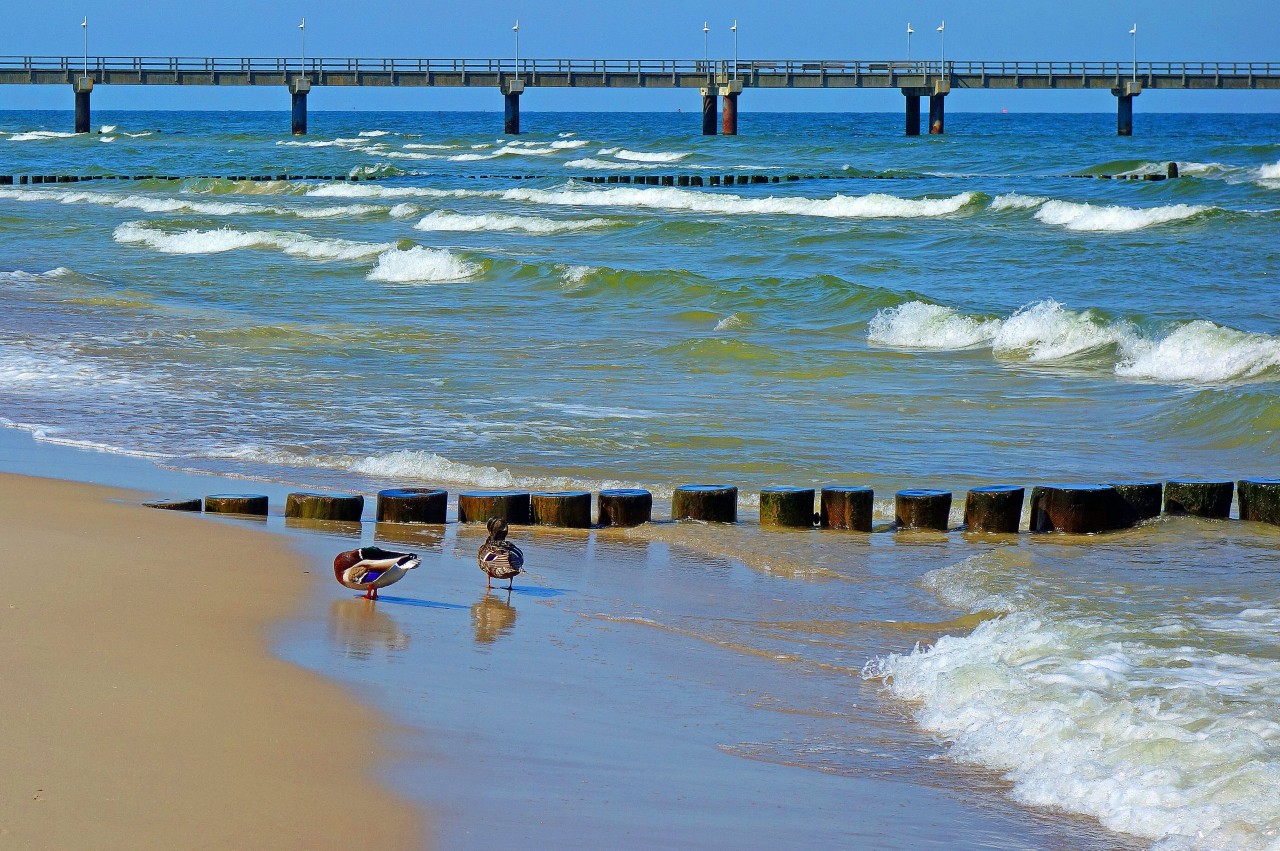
[
  {"left": 471, "top": 590, "right": 518, "bottom": 645},
  {"left": 328, "top": 598, "right": 410, "bottom": 659}
]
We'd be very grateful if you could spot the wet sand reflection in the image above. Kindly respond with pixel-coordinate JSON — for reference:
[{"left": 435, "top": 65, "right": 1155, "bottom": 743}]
[
  {"left": 471, "top": 591, "right": 518, "bottom": 645},
  {"left": 328, "top": 598, "right": 410, "bottom": 659}
]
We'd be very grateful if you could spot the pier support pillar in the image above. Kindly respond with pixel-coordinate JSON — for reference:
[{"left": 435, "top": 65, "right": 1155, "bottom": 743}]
[
  {"left": 1113, "top": 81, "right": 1141, "bottom": 137},
  {"left": 720, "top": 80, "right": 742, "bottom": 136},
  {"left": 73, "top": 77, "right": 92, "bottom": 134},
  {"left": 502, "top": 79, "right": 524, "bottom": 135},
  {"left": 904, "top": 92, "right": 921, "bottom": 136},
  {"left": 289, "top": 78, "right": 310, "bottom": 136},
  {"left": 928, "top": 80, "right": 949, "bottom": 135},
  {"left": 700, "top": 86, "right": 718, "bottom": 135}
]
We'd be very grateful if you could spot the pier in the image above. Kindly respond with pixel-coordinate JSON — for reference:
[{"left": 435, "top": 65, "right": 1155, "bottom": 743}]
[{"left": 2, "top": 56, "right": 1278, "bottom": 137}]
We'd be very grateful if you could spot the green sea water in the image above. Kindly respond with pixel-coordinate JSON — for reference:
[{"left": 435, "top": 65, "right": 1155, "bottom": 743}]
[{"left": 1, "top": 109, "right": 1277, "bottom": 848}]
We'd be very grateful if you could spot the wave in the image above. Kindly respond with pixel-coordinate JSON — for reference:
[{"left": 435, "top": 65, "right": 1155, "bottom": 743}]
[
  {"left": 366, "top": 246, "right": 482, "bottom": 283},
  {"left": 989, "top": 193, "right": 1049, "bottom": 211},
  {"left": 863, "top": 553, "right": 1280, "bottom": 850},
  {"left": 0, "top": 187, "right": 387, "bottom": 220},
  {"left": 403, "top": 143, "right": 457, "bottom": 150},
  {"left": 1034, "top": 200, "right": 1212, "bottom": 232},
  {"left": 412, "top": 210, "right": 612, "bottom": 235},
  {"left": 868, "top": 302, "right": 1002, "bottom": 349},
  {"left": 869, "top": 299, "right": 1279, "bottom": 383},
  {"left": 114, "top": 222, "right": 391, "bottom": 261},
  {"left": 383, "top": 150, "right": 444, "bottom": 161},
  {"left": 565, "top": 157, "right": 659, "bottom": 171},
  {"left": 501, "top": 186, "right": 982, "bottom": 219},
  {"left": 6, "top": 130, "right": 78, "bottom": 142},
  {"left": 606, "top": 149, "right": 689, "bottom": 163}
]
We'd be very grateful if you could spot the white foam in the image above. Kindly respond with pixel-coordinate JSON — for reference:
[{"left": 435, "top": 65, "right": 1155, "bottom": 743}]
[
  {"left": 358, "top": 130, "right": 391, "bottom": 137},
  {"left": 383, "top": 150, "right": 444, "bottom": 161},
  {"left": 991, "top": 300, "right": 1138, "bottom": 361},
  {"left": 864, "top": 555, "right": 1280, "bottom": 850},
  {"left": 413, "top": 210, "right": 611, "bottom": 234},
  {"left": 403, "top": 143, "right": 456, "bottom": 150},
  {"left": 114, "top": 222, "right": 391, "bottom": 261},
  {"left": 558, "top": 264, "right": 597, "bottom": 287},
  {"left": 566, "top": 157, "right": 653, "bottom": 171},
  {"left": 550, "top": 139, "right": 588, "bottom": 149},
  {"left": 868, "top": 302, "right": 1002, "bottom": 349},
  {"left": 611, "top": 149, "right": 689, "bottom": 163},
  {"left": 366, "top": 246, "right": 482, "bottom": 283},
  {"left": 6, "top": 130, "right": 77, "bottom": 142},
  {"left": 1116, "top": 320, "right": 1280, "bottom": 383},
  {"left": 99, "top": 124, "right": 117, "bottom": 133},
  {"left": 0, "top": 187, "right": 388, "bottom": 220},
  {"left": 388, "top": 203, "right": 420, "bottom": 218},
  {"left": 349, "top": 449, "right": 663, "bottom": 495},
  {"left": 1034, "top": 200, "right": 1211, "bottom": 232},
  {"left": 98, "top": 136, "right": 116, "bottom": 144},
  {"left": 501, "top": 186, "right": 980, "bottom": 219},
  {"left": 1258, "top": 161, "right": 1280, "bottom": 179},
  {"left": 989, "top": 193, "right": 1048, "bottom": 211}
]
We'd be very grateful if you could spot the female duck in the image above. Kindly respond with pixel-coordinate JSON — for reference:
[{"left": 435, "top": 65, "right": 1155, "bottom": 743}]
[
  {"left": 477, "top": 517, "right": 524, "bottom": 589},
  {"left": 333, "top": 546, "right": 420, "bottom": 600}
]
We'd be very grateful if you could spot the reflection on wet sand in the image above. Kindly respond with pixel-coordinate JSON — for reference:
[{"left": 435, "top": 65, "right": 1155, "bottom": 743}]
[
  {"left": 285, "top": 517, "right": 363, "bottom": 539},
  {"left": 328, "top": 598, "right": 410, "bottom": 659},
  {"left": 471, "top": 591, "right": 518, "bottom": 645},
  {"left": 374, "top": 522, "right": 445, "bottom": 550}
]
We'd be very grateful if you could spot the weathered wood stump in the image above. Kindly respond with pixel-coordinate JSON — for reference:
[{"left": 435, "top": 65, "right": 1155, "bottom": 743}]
[
  {"left": 1105, "top": 481, "right": 1164, "bottom": 524},
  {"left": 530, "top": 491, "right": 593, "bottom": 528},
  {"left": 597, "top": 489, "right": 653, "bottom": 527},
  {"left": 1029, "top": 484, "right": 1129, "bottom": 533},
  {"left": 376, "top": 488, "right": 447, "bottom": 524},
  {"left": 759, "top": 487, "right": 816, "bottom": 528},
  {"left": 143, "top": 497, "right": 202, "bottom": 512},
  {"left": 1164, "top": 479, "right": 1234, "bottom": 519},
  {"left": 819, "top": 486, "right": 874, "bottom": 532},
  {"left": 203, "top": 494, "right": 268, "bottom": 516},
  {"left": 458, "top": 490, "right": 531, "bottom": 524},
  {"left": 895, "top": 489, "right": 952, "bottom": 531},
  {"left": 963, "top": 485, "right": 1024, "bottom": 533},
  {"left": 672, "top": 484, "right": 738, "bottom": 523},
  {"left": 1238, "top": 478, "right": 1280, "bottom": 526},
  {"left": 285, "top": 492, "right": 365, "bottom": 522}
]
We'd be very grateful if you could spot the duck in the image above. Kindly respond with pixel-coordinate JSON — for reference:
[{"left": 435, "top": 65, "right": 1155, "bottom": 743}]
[
  {"left": 477, "top": 517, "right": 524, "bottom": 589},
  {"left": 333, "top": 546, "right": 420, "bottom": 600}
]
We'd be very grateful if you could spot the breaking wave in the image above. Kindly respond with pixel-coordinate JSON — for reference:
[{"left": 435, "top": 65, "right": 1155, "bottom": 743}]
[
  {"left": 113, "top": 222, "right": 391, "bottom": 261},
  {"left": 366, "top": 246, "right": 483, "bottom": 283},
  {"left": 412, "top": 210, "right": 613, "bottom": 234}
]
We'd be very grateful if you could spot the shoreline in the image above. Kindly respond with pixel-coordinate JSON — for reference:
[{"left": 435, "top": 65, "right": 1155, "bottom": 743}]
[{"left": 0, "top": 470, "right": 421, "bottom": 849}]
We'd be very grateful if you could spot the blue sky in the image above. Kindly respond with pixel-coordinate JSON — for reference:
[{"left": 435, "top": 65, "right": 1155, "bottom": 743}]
[{"left": 3, "top": 0, "right": 1278, "bottom": 112}]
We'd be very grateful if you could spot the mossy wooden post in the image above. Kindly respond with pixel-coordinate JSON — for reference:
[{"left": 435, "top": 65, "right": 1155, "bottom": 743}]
[
  {"left": 1106, "top": 481, "right": 1163, "bottom": 524},
  {"left": 143, "top": 497, "right": 202, "bottom": 512},
  {"left": 963, "top": 485, "right": 1024, "bottom": 533},
  {"left": 285, "top": 492, "right": 365, "bottom": 522},
  {"left": 1238, "top": 478, "right": 1280, "bottom": 526},
  {"left": 597, "top": 489, "right": 652, "bottom": 527},
  {"left": 1029, "top": 484, "right": 1129, "bottom": 533},
  {"left": 204, "top": 494, "right": 268, "bottom": 516},
  {"left": 672, "top": 485, "right": 738, "bottom": 523},
  {"left": 376, "top": 488, "right": 447, "bottom": 524},
  {"left": 458, "top": 491, "right": 531, "bottom": 524},
  {"left": 819, "top": 486, "right": 873, "bottom": 531},
  {"left": 759, "top": 487, "right": 815, "bottom": 528},
  {"left": 530, "top": 491, "right": 593, "bottom": 528},
  {"left": 895, "top": 489, "right": 952, "bottom": 531},
  {"left": 1164, "top": 479, "right": 1234, "bottom": 519}
]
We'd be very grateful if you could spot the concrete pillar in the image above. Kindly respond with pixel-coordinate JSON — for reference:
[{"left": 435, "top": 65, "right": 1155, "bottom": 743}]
[
  {"left": 700, "top": 86, "right": 718, "bottom": 136},
  {"left": 502, "top": 79, "right": 524, "bottom": 135},
  {"left": 928, "top": 94, "right": 946, "bottom": 135},
  {"left": 289, "top": 78, "right": 310, "bottom": 136},
  {"left": 720, "top": 80, "right": 743, "bottom": 136},
  {"left": 904, "top": 93, "right": 921, "bottom": 136},
  {"left": 1113, "top": 81, "right": 1141, "bottom": 137},
  {"left": 73, "top": 77, "right": 92, "bottom": 134}
]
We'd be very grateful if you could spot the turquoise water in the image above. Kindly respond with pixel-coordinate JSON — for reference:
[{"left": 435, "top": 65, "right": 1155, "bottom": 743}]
[{"left": 1, "top": 109, "right": 1278, "bottom": 848}]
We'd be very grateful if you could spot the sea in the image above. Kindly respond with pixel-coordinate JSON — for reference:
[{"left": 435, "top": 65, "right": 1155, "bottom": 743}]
[{"left": 0, "top": 108, "right": 1277, "bottom": 849}]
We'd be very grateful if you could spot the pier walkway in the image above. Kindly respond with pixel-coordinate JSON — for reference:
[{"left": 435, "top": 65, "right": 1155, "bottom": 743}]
[{"left": 2, "top": 56, "right": 1277, "bottom": 137}]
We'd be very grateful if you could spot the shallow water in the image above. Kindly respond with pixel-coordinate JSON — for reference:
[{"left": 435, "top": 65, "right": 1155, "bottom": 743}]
[{"left": 1, "top": 109, "right": 1278, "bottom": 848}]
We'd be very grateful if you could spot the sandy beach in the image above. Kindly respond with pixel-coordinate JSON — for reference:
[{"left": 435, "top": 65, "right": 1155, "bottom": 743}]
[{"left": 0, "top": 472, "right": 420, "bottom": 849}]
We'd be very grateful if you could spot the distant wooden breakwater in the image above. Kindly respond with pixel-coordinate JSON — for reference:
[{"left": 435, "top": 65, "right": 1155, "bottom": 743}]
[
  {"left": 4, "top": 56, "right": 1278, "bottom": 137},
  {"left": 146, "top": 478, "right": 1280, "bottom": 536},
  {"left": 0, "top": 162, "right": 1184, "bottom": 188}
]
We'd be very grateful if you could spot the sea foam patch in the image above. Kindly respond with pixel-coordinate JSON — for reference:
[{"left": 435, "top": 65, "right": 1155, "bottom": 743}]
[
  {"left": 413, "top": 210, "right": 612, "bottom": 234},
  {"left": 366, "top": 246, "right": 482, "bottom": 283},
  {"left": 114, "top": 222, "right": 391, "bottom": 261},
  {"left": 863, "top": 553, "right": 1280, "bottom": 850},
  {"left": 1034, "top": 200, "right": 1211, "bottom": 232}
]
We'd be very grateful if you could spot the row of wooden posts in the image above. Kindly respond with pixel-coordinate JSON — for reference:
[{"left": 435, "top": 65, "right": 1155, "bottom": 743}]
[{"left": 145, "top": 478, "right": 1280, "bottom": 533}]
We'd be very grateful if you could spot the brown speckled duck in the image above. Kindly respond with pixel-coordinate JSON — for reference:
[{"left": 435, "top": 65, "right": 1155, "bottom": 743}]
[
  {"left": 477, "top": 517, "right": 524, "bottom": 589},
  {"left": 332, "top": 546, "right": 420, "bottom": 600}
]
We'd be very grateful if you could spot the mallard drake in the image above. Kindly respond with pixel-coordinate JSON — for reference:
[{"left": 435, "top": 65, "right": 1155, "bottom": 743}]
[
  {"left": 333, "top": 546, "right": 420, "bottom": 600},
  {"left": 477, "top": 517, "right": 524, "bottom": 589}
]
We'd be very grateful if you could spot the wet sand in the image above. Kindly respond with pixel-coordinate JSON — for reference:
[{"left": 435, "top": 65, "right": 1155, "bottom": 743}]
[{"left": 0, "top": 473, "right": 420, "bottom": 849}]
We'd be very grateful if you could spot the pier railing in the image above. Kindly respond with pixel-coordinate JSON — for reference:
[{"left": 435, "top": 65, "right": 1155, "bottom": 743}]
[{"left": 2, "top": 56, "right": 1278, "bottom": 84}]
